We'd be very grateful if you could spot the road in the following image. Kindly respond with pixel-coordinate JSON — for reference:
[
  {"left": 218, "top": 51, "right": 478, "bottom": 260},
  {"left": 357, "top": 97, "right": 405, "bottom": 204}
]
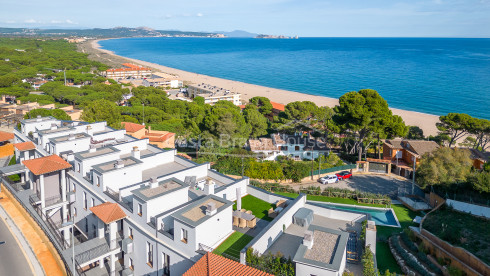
[{"left": 0, "top": 216, "right": 34, "bottom": 276}]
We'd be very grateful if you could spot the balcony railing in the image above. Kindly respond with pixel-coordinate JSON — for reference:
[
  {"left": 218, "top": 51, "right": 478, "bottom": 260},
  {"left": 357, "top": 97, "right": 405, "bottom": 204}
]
[{"left": 104, "top": 187, "right": 120, "bottom": 202}]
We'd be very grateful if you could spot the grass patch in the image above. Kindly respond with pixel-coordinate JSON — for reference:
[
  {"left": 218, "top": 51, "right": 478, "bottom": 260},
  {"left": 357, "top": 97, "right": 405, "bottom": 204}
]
[
  {"left": 8, "top": 155, "right": 16, "bottom": 166},
  {"left": 234, "top": 195, "right": 275, "bottom": 221},
  {"left": 376, "top": 241, "right": 402, "bottom": 274},
  {"left": 423, "top": 205, "right": 490, "bottom": 265},
  {"left": 274, "top": 191, "right": 385, "bottom": 208},
  {"left": 213, "top": 232, "right": 254, "bottom": 259}
]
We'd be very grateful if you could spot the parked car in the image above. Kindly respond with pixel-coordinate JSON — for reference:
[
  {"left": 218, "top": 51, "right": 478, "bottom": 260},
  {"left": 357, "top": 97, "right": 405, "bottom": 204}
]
[
  {"left": 318, "top": 174, "right": 339, "bottom": 184},
  {"left": 336, "top": 170, "right": 353, "bottom": 180}
]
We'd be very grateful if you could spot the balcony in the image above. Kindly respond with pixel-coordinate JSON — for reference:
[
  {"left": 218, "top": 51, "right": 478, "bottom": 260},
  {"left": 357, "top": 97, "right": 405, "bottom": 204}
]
[
  {"left": 71, "top": 234, "right": 123, "bottom": 266},
  {"left": 29, "top": 193, "right": 65, "bottom": 208}
]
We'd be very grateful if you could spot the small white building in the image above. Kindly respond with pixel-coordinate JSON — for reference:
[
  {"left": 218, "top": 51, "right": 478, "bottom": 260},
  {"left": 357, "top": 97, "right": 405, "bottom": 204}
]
[
  {"left": 248, "top": 134, "right": 329, "bottom": 161},
  {"left": 187, "top": 84, "right": 241, "bottom": 106}
]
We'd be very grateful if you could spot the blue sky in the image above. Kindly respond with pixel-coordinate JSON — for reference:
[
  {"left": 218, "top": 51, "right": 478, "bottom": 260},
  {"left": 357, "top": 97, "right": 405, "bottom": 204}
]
[{"left": 1, "top": 0, "right": 490, "bottom": 37}]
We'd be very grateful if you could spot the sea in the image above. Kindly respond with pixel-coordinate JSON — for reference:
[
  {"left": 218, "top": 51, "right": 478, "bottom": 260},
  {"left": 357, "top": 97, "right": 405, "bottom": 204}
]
[{"left": 99, "top": 37, "right": 490, "bottom": 119}]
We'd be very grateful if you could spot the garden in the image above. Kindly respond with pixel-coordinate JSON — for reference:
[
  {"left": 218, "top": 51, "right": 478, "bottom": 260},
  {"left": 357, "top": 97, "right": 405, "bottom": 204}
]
[{"left": 233, "top": 194, "right": 276, "bottom": 221}]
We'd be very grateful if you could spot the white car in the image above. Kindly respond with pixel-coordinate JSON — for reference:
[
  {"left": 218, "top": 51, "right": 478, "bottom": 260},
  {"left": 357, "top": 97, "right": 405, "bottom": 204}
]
[{"left": 318, "top": 174, "right": 339, "bottom": 184}]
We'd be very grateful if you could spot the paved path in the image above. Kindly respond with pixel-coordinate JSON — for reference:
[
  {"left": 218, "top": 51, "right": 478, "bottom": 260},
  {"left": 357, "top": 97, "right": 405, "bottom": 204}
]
[
  {"left": 0, "top": 212, "right": 36, "bottom": 276},
  {"left": 0, "top": 189, "right": 64, "bottom": 276}
]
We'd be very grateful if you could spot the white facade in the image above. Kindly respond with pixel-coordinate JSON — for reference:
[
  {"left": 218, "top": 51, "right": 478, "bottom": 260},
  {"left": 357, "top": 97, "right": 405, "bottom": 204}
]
[{"left": 13, "top": 117, "right": 250, "bottom": 276}]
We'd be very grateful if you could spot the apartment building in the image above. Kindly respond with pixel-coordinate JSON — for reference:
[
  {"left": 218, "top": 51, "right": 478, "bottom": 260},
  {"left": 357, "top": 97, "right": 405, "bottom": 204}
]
[
  {"left": 186, "top": 83, "right": 241, "bottom": 106},
  {"left": 3, "top": 115, "right": 248, "bottom": 276},
  {"left": 142, "top": 73, "right": 183, "bottom": 89},
  {"left": 103, "top": 63, "right": 152, "bottom": 80}
]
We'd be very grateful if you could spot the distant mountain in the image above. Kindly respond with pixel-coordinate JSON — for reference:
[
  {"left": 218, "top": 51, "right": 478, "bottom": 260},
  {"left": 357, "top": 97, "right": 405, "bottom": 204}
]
[
  {"left": 217, "top": 30, "right": 258, "bottom": 38},
  {"left": 0, "top": 27, "right": 221, "bottom": 38}
]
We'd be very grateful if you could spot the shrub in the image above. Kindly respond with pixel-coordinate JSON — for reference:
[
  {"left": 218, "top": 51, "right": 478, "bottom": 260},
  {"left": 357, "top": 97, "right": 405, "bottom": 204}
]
[
  {"left": 246, "top": 247, "right": 295, "bottom": 276},
  {"left": 361, "top": 246, "right": 376, "bottom": 276},
  {"left": 448, "top": 265, "right": 465, "bottom": 276},
  {"left": 391, "top": 235, "right": 433, "bottom": 276}
]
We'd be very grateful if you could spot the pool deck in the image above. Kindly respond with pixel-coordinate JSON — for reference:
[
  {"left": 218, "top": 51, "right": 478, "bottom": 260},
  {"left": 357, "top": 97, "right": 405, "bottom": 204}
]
[{"left": 307, "top": 200, "right": 401, "bottom": 227}]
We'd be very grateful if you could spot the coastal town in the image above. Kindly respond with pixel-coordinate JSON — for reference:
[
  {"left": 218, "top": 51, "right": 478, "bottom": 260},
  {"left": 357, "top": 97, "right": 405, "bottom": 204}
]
[{"left": 0, "top": 23, "right": 489, "bottom": 276}]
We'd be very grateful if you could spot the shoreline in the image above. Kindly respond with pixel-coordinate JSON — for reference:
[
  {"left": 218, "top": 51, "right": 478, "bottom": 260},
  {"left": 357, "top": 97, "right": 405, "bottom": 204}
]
[{"left": 89, "top": 39, "right": 440, "bottom": 136}]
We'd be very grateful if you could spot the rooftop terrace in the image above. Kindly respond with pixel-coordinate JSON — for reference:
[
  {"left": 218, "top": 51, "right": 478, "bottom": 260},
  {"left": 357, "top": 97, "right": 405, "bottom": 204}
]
[
  {"left": 92, "top": 156, "right": 142, "bottom": 174},
  {"left": 75, "top": 146, "right": 120, "bottom": 160},
  {"left": 172, "top": 195, "right": 233, "bottom": 227},
  {"left": 132, "top": 179, "right": 188, "bottom": 201}
]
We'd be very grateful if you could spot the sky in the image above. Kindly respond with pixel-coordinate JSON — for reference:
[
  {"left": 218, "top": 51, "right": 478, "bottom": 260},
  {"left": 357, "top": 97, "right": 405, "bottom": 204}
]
[{"left": 1, "top": 0, "right": 490, "bottom": 37}]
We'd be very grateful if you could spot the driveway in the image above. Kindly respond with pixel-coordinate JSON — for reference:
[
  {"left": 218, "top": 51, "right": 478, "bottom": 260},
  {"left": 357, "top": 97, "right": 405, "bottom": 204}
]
[
  {"left": 0, "top": 216, "right": 35, "bottom": 276},
  {"left": 287, "top": 174, "right": 412, "bottom": 198}
]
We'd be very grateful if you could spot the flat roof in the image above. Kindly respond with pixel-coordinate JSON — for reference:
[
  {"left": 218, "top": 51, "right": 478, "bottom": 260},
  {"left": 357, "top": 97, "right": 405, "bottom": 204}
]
[
  {"left": 49, "top": 132, "right": 90, "bottom": 143},
  {"left": 74, "top": 146, "right": 120, "bottom": 160},
  {"left": 132, "top": 178, "right": 189, "bottom": 202},
  {"left": 21, "top": 116, "right": 57, "bottom": 124},
  {"left": 172, "top": 195, "right": 233, "bottom": 227},
  {"left": 293, "top": 225, "right": 349, "bottom": 272},
  {"left": 38, "top": 126, "right": 73, "bottom": 135},
  {"left": 141, "top": 161, "right": 189, "bottom": 181},
  {"left": 92, "top": 156, "right": 142, "bottom": 174}
]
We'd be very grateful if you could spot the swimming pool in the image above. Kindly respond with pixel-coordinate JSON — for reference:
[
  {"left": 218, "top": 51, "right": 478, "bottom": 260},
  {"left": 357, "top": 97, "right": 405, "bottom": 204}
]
[{"left": 312, "top": 202, "right": 401, "bottom": 227}]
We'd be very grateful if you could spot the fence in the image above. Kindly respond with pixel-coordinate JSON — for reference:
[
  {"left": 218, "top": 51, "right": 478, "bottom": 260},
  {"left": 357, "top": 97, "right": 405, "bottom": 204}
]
[
  {"left": 310, "top": 164, "right": 356, "bottom": 176},
  {"left": 1, "top": 181, "right": 78, "bottom": 275}
]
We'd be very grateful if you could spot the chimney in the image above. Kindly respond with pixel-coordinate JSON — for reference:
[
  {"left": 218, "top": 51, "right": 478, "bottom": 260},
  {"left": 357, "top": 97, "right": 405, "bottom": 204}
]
[
  {"left": 36, "top": 115, "right": 42, "bottom": 122},
  {"left": 149, "top": 177, "right": 158, "bottom": 188},
  {"left": 88, "top": 145, "right": 96, "bottom": 153},
  {"left": 68, "top": 133, "right": 75, "bottom": 140},
  {"left": 303, "top": 230, "right": 314, "bottom": 249},
  {"left": 205, "top": 202, "right": 217, "bottom": 216},
  {"left": 204, "top": 178, "right": 215, "bottom": 195},
  {"left": 114, "top": 159, "right": 124, "bottom": 169},
  {"left": 50, "top": 123, "right": 57, "bottom": 130},
  {"left": 86, "top": 125, "right": 93, "bottom": 136},
  {"left": 132, "top": 146, "right": 140, "bottom": 159}
]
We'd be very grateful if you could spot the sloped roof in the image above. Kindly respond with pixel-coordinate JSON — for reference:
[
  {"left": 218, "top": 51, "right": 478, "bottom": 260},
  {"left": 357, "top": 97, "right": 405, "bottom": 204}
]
[
  {"left": 145, "top": 132, "right": 175, "bottom": 142},
  {"left": 270, "top": 101, "right": 285, "bottom": 112},
  {"left": 14, "top": 141, "right": 36, "bottom": 151},
  {"left": 469, "top": 148, "right": 490, "bottom": 162},
  {"left": 406, "top": 140, "right": 439, "bottom": 156},
  {"left": 0, "top": 131, "right": 14, "bottom": 142},
  {"left": 22, "top": 155, "right": 71, "bottom": 175},
  {"left": 183, "top": 252, "right": 273, "bottom": 276},
  {"left": 90, "top": 202, "right": 127, "bottom": 224},
  {"left": 121, "top": 122, "right": 145, "bottom": 133}
]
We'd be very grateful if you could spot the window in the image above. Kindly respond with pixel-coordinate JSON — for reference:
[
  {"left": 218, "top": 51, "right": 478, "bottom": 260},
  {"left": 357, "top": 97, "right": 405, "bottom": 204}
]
[
  {"left": 128, "top": 227, "right": 133, "bottom": 240},
  {"left": 91, "top": 198, "right": 95, "bottom": 207},
  {"left": 137, "top": 203, "right": 142, "bottom": 216},
  {"left": 181, "top": 228, "right": 188, "bottom": 244},
  {"left": 73, "top": 207, "right": 77, "bottom": 217},
  {"left": 83, "top": 192, "right": 87, "bottom": 209},
  {"left": 295, "top": 146, "right": 300, "bottom": 151},
  {"left": 84, "top": 218, "right": 88, "bottom": 233},
  {"left": 162, "top": 253, "right": 170, "bottom": 275},
  {"left": 129, "top": 258, "right": 134, "bottom": 270},
  {"left": 71, "top": 182, "right": 75, "bottom": 192},
  {"left": 77, "top": 163, "right": 81, "bottom": 173},
  {"left": 147, "top": 242, "right": 153, "bottom": 267},
  {"left": 96, "top": 176, "right": 100, "bottom": 187}
]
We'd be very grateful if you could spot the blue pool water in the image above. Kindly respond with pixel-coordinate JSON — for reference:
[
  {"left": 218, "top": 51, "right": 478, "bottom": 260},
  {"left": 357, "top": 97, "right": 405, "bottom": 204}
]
[
  {"left": 317, "top": 202, "right": 399, "bottom": 227},
  {"left": 99, "top": 37, "right": 490, "bottom": 119}
]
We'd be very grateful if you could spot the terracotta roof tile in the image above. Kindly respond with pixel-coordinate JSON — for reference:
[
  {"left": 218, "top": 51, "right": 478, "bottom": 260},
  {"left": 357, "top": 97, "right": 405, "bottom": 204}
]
[
  {"left": 183, "top": 252, "right": 273, "bottom": 276},
  {"left": 145, "top": 132, "right": 175, "bottom": 142},
  {"left": 121, "top": 122, "right": 145, "bottom": 133},
  {"left": 0, "top": 131, "right": 14, "bottom": 142},
  {"left": 271, "top": 102, "right": 285, "bottom": 112},
  {"left": 14, "top": 141, "right": 36, "bottom": 151},
  {"left": 22, "top": 155, "right": 71, "bottom": 175},
  {"left": 90, "top": 202, "right": 127, "bottom": 224}
]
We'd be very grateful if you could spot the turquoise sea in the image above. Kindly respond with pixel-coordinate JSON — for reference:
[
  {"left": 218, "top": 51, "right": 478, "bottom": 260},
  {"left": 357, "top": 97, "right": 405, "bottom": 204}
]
[{"left": 99, "top": 37, "right": 490, "bottom": 119}]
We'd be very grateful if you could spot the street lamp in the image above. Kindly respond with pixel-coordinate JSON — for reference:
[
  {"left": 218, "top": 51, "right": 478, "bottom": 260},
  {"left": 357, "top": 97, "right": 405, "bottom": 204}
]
[{"left": 62, "top": 218, "right": 75, "bottom": 276}]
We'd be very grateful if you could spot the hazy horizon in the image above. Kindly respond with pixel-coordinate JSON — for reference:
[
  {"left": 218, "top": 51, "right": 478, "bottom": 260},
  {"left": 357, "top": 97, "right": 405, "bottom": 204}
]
[{"left": 2, "top": 0, "right": 490, "bottom": 38}]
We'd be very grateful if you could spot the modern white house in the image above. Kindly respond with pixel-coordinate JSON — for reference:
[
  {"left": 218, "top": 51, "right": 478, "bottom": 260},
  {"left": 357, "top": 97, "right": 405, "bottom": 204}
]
[
  {"left": 3, "top": 116, "right": 248, "bottom": 276},
  {"left": 248, "top": 133, "right": 330, "bottom": 161},
  {"left": 186, "top": 84, "right": 241, "bottom": 106}
]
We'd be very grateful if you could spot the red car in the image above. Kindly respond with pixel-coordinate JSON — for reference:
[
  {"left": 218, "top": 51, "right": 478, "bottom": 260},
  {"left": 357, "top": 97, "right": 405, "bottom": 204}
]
[{"left": 335, "top": 171, "right": 353, "bottom": 180}]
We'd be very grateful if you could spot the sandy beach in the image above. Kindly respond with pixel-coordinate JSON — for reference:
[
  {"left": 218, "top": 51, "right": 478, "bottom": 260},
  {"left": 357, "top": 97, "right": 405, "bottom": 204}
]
[{"left": 85, "top": 39, "right": 440, "bottom": 136}]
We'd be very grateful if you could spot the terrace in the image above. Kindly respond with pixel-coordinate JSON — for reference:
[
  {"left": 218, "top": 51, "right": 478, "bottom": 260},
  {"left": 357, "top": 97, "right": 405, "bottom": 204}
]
[{"left": 141, "top": 161, "right": 188, "bottom": 180}]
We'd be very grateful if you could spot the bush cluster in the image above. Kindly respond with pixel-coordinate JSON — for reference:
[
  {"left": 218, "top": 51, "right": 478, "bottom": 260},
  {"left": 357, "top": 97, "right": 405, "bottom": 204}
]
[
  {"left": 400, "top": 232, "right": 442, "bottom": 274},
  {"left": 250, "top": 181, "right": 391, "bottom": 204},
  {"left": 392, "top": 235, "right": 434, "bottom": 276},
  {"left": 246, "top": 248, "right": 295, "bottom": 276}
]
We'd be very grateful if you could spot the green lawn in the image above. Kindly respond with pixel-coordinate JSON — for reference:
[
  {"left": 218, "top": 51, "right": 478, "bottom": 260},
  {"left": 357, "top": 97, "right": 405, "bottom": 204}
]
[
  {"left": 274, "top": 191, "right": 385, "bottom": 208},
  {"left": 213, "top": 232, "right": 254, "bottom": 259},
  {"left": 234, "top": 195, "right": 275, "bottom": 221},
  {"left": 376, "top": 242, "right": 402, "bottom": 274}
]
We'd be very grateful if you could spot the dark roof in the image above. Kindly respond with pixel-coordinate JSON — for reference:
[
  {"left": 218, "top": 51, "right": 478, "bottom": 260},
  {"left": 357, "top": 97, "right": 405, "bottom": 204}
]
[
  {"left": 469, "top": 148, "right": 490, "bottom": 162},
  {"left": 384, "top": 139, "right": 439, "bottom": 157}
]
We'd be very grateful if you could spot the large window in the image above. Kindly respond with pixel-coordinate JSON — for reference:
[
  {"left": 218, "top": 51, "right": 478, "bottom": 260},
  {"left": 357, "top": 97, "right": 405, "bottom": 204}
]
[
  {"left": 83, "top": 192, "right": 87, "bottom": 209},
  {"left": 162, "top": 252, "right": 170, "bottom": 276},
  {"left": 147, "top": 242, "right": 153, "bottom": 267},
  {"left": 128, "top": 227, "right": 133, "bottom": 239},
  {"left": 129, "top": 258, "right": 134, "bottom": 270},
  {"left": 77, "top": 163, "right": 81, "bottom": 173},
  {"left": 91, "top": 198, "right": 95, "bottom": 208},
  {"left": 137, "top": 203, "right": 143, "bottom": 216},
  {"left": 181, "top": 228, "right": 188, "bottom": 244}
]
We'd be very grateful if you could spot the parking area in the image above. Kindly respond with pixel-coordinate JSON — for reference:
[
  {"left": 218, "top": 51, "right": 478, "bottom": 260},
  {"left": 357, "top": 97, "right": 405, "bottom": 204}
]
[{"left": 288, "top": 174, "right": 412, "bottom": 198}]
